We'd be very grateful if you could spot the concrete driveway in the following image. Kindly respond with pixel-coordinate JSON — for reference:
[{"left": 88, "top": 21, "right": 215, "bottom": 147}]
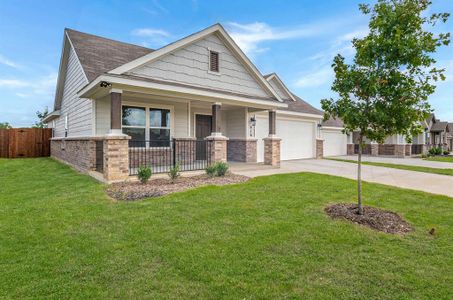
[
  {"left": 337, "top": 155, "right": 453, "bottom": 169},
  {"left": 231, "top": 159, "right": 453, "bottom": 197}
]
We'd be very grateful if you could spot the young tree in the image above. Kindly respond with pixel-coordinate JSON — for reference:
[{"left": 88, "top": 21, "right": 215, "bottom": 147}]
[
  {"left": 32, "top": 107, "right": 49, "bottom": 128},
  {"left": 0, "top": 122, "right": 12, "bottom": 129},
  {"left": 321, "top": 0, "right": 450, "bottom": 214}
]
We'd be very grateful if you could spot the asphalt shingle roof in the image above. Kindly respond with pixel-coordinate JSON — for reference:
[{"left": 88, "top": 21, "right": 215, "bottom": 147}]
[{"left": 66, "top": 29, "right": 154, "bottom": 81}]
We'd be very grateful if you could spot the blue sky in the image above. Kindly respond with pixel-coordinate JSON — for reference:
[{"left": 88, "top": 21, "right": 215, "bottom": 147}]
[{"left": 0, "top": 0, "right": 452, "bottom": 127}]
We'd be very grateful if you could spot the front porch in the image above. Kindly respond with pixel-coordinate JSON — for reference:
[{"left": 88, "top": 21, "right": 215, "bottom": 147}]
[{"left": 53, "top": 85, "right": 284, "bottom": 182}]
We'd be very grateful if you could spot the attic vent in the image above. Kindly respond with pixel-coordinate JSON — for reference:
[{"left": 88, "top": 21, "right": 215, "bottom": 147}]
[{"left": 209, "top": 50, "right": 219, "bottom": 72}]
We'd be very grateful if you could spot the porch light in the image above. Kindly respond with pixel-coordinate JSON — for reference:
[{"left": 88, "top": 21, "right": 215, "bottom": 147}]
[
  {"left": 317, "top": 123, "right": 322, "bottom": 128},
  {"left": 250, "top": 116, "right": 256, "bottom": 127}
]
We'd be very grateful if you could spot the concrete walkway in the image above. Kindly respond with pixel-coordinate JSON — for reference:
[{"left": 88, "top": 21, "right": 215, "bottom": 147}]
[
  {"left": 230, "top": 159, "right": 453, "bottom": 198},
  {"left": 336, "top": 155, "right": 453, "bottom": 169}
]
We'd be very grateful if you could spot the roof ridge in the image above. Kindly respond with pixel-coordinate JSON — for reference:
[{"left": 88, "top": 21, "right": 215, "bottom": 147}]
[{"left": 65, "top": 28, "right": 154, "bottom": 51}]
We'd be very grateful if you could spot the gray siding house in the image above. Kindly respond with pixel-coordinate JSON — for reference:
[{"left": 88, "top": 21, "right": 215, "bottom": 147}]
[{"left": 45, "top": 23, "right": 346, "bottom": 182}]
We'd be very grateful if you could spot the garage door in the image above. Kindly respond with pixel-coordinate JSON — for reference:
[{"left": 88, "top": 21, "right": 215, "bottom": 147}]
[
  {"left": 255, "top": 115, "right": 315, "bottom": 162},
  {"left": 323, "top": 130, "right": 347, "bottom": 157}
]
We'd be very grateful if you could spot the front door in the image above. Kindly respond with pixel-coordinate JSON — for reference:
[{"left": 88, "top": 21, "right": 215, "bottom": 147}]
[{"left": 195, "top": 115, "right": 212, "bottom": 160}]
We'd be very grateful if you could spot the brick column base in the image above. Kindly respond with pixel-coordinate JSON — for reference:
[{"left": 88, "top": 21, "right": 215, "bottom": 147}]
[
  {"left": 264, "top": 137, "right": 281, "bottom": 166},
  {"left": 316, "top": 139, "right": 324, "bottom": 159},
  {"left": 394, "top": 144, "right": 406, "bottom": 158},
  {"left": 103, "top": 136, "right": 130, "bottom": 182},
  {"left": 347, "top": 144, "right": 355, "bottom": 155},
  {"left": 405, "top": 144, "right": 412, "bottom": 156},
  {"left": 206, "top": 135, "right": 228, "bottom": 163},
  {"left": 370, "top": 144, "right": 379, "bottom": 156}
]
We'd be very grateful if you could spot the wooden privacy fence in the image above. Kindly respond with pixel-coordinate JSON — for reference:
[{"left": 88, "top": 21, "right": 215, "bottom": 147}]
[{"left": 0, "top": 128, "right": 52, "bottom": 158}]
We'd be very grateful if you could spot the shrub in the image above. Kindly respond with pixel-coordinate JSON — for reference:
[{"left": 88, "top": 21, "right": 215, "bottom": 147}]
[
  {"left": 205, "top": 165, "right": 217, "bottom": 177},
  {"left": 205, "top": 162, "right": 229, "bottom": 177},
  {"left": 168, "top": 163, "right": 181, "bottom": 182},
  {"left": 137, "top": 166, "right": 152, "bottom": 183},
  {"left": 215, "top": 162, "right": 229, "bottom": 177},
  {"left": 443, "top": 150, "right": 450, "bottom": 155},
  {"left": 428, "top": 147, "right": 442, "bottom": 156}
]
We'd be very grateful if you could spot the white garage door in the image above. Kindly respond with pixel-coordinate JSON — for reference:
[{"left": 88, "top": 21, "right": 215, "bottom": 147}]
[
  {"left": 323, "top": 130, "right": 347, "bottom": 157},
  {"left": 255, "top": 115, "right": 315, "bottom": 162}
]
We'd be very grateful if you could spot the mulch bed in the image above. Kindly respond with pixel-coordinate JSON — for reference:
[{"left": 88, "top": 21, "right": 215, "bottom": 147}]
[
  {"left": 106, "top": 173, "right": 249, "bottom": 200},
  {"left": 325, "top": 203, "right": 413, "bottom": 234}
]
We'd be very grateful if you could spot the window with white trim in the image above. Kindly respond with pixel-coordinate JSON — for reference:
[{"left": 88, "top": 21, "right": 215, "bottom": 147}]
[
  {"left": 149, "top": 108, "right": 170, "bottom": 147},
  {"left": 122, "top": 106, "right": 146, "bottom": 144},
  {"left": 122, "top": 105, "right": 171, "bottom": 147}
]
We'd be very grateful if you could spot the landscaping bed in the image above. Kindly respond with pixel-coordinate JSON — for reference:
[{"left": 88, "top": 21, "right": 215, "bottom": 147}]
[
  {"left": 107, "top": 173, "right": 249, "bottom": 200},
  {"left": 325, "top": 203, "right": 413, "bottom": 234}
]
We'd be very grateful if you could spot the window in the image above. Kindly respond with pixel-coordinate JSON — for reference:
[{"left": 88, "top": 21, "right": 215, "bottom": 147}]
[
  {"left": 150, "top": 108, "right": 171, "bottom": 147},
  {"left": 209, "top": 50, "right": 219, "bottom": 72},
  {"left": 122, "top": 105, "right": 171, "bottom": 147},
  {"left": 122, "top": 106, "right": 146, "bottom": 146}
]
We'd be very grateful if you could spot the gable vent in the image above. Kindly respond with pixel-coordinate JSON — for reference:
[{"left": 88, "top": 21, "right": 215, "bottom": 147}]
[{"left": 209, "top": 50, "right": 219, "bottom": 72}]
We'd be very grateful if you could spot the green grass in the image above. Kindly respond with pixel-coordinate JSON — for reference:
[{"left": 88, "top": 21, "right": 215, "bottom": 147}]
[
  {"left": 327, "top": 157, "right": 453, "bottom": 176},
  {"left": 1, "top": 158, "right": 453, "bottom": 299},
  {"left": 424, "top": 156, "right": 453, "bottom": 163}
]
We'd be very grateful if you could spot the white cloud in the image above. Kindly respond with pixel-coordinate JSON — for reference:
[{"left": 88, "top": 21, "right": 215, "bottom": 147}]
[
  {"left": 0, "top": 79, "right": 28, "bottom": 88},
  {"left": 0, "top": 54, "right": 20, "bottom": 68},
  {"left": 131, "top": 28, "right": 170, "bottom": 38},
  {"left": 0, "top": 72, "right": 57, "bottom": 97},
  {"left": 309, "top": 27, "right": 368, "bottom": 63},
  {"left": 226, "top": 22, "right": 323, "bottom": 56},
  {"left": 131, "top": 27, "right": 171, "bottom": 48},
  {"left": 294, "top": 67, "right": 333, "bottom": 88}
]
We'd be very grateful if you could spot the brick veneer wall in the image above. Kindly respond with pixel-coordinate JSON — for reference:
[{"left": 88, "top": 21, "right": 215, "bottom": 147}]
[
  {"left": 378, "top": 144, "right": 396, "bottom": 156},
  {"left": 347, "top": 144, "right": 354, "bottom": 155},
  {"left": 316, "top": 139, "right": 324, "bottom": 159},
  {"left": 51, "top": 138, "right": 97, "bottom": 172},
  {"left": 264, "top": 137, "right": 281, "bottom": 166},
  {"left": 227, "top": 139, "right": 257, "bottom": 162},
  {"left": 206, "top": 136, "right": 228, "bottom": 163}
]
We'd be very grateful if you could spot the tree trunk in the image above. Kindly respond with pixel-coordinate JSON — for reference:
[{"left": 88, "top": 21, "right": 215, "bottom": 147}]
[{"left": 357, "top": 135, "right": 364, "bottom": 215}]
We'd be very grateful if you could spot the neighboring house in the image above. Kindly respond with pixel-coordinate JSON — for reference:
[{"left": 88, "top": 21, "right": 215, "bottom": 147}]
[
  {"left": 44, "top": 23, "right": 347, "bottom": 182},
  {"left": 347, "top": 113, "right": 452, "bottom": 157},
  {"left": 429, "top": 119, "right": 450, "bottom": 150}
]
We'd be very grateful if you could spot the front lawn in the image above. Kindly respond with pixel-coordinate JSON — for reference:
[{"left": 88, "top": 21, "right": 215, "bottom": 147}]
[
  {"left": 1, "top": 158, "right": 453, "bottom": 299},
  {"left": 328, "top": 157, "right": 453, "bottom": 176},
  {"left": 424, "top": 156, "right": 453, "bottom": 163}
]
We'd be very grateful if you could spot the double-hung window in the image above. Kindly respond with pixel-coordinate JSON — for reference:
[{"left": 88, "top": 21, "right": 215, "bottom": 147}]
[
  {"left": 122, "top": 105, "right": 171, "bottom": 147},
  {"left": 122, "top": 106, "right": 146, "bottom": 147},
  {"left": 149, "top": 108, "right": 171, "bottom": 147}
]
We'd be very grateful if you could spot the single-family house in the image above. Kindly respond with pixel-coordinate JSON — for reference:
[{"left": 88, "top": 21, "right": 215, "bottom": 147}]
[{"left": 44, "top": 23, "right": 348, "bottom": 182}]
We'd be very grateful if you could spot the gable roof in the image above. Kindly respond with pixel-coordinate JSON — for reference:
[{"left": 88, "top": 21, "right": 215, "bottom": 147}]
[
  {"left": 431, "top": 120, "right": 449, "bottom": 132},
  {"left": 264, "top": 73, "right": 297, "bottom": 102},
  {"left": 66, "top": 29, "right": 154, "bottom": 82},
  {"left": 107, "top": 23, "right": 282, "bottom": 101},
  {"left": 278, "top": 93, "right": 324, "bottom": 116},
  {"left": 322, "top": 117, "right": 344, "bottom": 128}
]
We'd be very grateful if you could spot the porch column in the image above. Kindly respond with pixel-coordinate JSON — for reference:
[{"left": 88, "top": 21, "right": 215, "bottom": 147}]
[
  {"left": 263, "top": 110, "right": 281, "bottom": 166},
  {"left": 211, "top": 102, "right": 222, "bottom": 136},
  {"left": 109, "top": 89, "right": 123, "bottom": 135},
  {"left": 268, "top": 110, "right": 276, "bottom": 136},
  {"left": 206, "top": 102, "right": 228, "bottom": 163}
]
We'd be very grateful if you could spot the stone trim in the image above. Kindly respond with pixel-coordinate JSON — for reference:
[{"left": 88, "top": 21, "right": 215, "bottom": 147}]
[
  {"left": 103, "top": 138, "right": 130, "bottom": 182},
  {"left": 264, "top": 137, "right": 281, "bottom": 166},
  {"left": 205, "top": 135, "right": 228, "bottom": 163},
  {"left": 316, "top": 139, "right": 324, "bottom": 159}
]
